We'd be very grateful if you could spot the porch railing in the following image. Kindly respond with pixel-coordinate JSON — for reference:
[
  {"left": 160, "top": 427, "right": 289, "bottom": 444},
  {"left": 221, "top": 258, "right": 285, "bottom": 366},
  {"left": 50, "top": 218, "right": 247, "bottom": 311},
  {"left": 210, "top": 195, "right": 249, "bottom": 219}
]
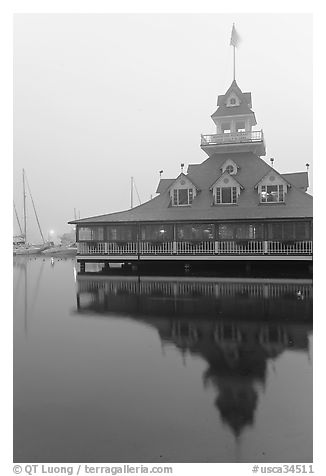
[
  {"left": 77, "top": 240, "right": 312, "bottom": 256},
  {"left": 139, "top": 241, "right": 173, "bottom": 254},
  {"left": 201, "top": 130, "right": 264, "bottom": 146},
  {"left": 177, "top": 241, "right": 215, "bottom": 254}
]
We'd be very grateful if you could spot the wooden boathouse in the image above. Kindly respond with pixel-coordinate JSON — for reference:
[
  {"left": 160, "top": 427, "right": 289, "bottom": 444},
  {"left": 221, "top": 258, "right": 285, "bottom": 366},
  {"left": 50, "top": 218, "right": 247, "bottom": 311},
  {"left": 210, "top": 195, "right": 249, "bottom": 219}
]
[{"left": 69, "top": 79, "right": 312, "bottom": 275}]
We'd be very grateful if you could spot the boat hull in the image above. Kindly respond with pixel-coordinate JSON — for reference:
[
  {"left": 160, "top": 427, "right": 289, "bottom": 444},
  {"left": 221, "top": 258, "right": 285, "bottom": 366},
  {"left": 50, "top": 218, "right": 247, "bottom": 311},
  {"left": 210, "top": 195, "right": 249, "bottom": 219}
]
[
  {"left": 41, "top": 246, "right": 77, "bottom": 256},
  {"left": 13, "top": 247, "right": 41, "bottom": 255}
]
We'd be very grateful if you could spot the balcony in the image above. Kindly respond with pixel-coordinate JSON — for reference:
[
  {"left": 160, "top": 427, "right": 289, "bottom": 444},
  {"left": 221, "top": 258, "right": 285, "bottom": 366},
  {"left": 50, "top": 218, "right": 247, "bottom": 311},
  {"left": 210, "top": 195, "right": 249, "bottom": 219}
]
[{"left": 200, "top": 130, "right": 266, "bottom": 156}]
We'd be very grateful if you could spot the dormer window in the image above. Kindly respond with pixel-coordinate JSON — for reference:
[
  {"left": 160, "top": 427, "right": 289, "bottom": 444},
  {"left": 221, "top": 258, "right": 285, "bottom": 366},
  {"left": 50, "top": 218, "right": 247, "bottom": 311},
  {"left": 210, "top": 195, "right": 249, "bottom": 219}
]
[
  {"left": 256, "top": 172, "right": 288, "bottom": 204},
  {"left": 173, "top": 188, "right": 193, "bottom": 206},
  {"left": 225, "top": 165, "right": 235, "bottom": 174},
  {"left": 169, "top": 173, "right": 197, "bottom": 207},
  {"left": 211, "top": 172, "right": 242, "bottom": 205},
  {"left": 260, "top": 185, "right": 284, "bottom": 203},
  {"left": 226, "top": 93, "right": 240, "bottom": 107},
  {"left": 221, "top": 159, "right": 238, "bottom": 175}
]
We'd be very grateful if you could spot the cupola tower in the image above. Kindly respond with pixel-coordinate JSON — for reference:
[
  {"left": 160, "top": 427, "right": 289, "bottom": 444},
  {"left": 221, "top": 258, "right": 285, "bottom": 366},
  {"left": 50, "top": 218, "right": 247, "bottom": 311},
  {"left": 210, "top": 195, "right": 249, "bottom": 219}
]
[
  {"left": 201, "top": 25, "right": 265, "bottom": 157},
  {"left": 201, "top": 80, "right": 266, "bottom": 157}
]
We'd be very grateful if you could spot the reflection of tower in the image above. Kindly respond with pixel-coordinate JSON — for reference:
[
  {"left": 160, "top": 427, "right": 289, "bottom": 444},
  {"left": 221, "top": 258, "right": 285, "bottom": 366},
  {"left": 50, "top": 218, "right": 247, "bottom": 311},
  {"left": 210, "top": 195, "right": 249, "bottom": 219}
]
[
  {"left": 165, "top": 317, "right": 310, "bottom": 438},
  {"left": 202, "top": 346, "right": 266, "bottom": 437},
  {"left": 215, "top": 377, "right": 258, "bottom": 437}
]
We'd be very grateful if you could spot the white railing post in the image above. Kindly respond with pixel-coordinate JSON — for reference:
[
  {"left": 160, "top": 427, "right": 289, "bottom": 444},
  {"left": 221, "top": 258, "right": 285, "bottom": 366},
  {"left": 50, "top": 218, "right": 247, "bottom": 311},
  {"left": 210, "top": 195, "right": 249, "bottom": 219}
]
[{"left": 263, "top": 241, "right": 268, "bottom": 254}]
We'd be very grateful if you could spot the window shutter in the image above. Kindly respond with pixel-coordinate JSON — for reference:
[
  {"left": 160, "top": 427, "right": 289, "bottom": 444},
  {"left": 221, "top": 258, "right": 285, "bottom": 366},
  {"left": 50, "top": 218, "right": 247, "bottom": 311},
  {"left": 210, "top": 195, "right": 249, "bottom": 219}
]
[
  {"left": 232, "top": 187, "right": 237, "bottom": 203},
  {"left": 216, "top": 188, "right": 221, "bottom": 204},
  {"left": 173, "top": 189, "right": 178, "bottom": 205},
  {"left": 189, "top": 188, "right": 193, "bottom": 204},
  {"left": 279, "top": 185, "right": 284, "bottom": 202}
]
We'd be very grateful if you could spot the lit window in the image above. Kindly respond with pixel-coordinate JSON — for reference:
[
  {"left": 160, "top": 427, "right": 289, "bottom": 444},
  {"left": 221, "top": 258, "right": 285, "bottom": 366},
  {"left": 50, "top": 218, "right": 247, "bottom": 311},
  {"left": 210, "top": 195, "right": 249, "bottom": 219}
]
[
  {"left": 216, "top": 186, "right": 238, "bottom": 204},
  {"left": 261, "top": 185, "right": 285, "bottom": 203},
  {"left": 172, "top": 188, "right": 194, "bottom": 206}
]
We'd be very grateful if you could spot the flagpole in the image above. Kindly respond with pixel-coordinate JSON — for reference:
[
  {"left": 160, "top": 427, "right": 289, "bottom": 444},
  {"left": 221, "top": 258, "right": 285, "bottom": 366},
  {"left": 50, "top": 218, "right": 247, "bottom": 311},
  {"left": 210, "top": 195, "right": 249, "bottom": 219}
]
[{"left": 233, "top": 45, "right": 235, "bottom": 81}]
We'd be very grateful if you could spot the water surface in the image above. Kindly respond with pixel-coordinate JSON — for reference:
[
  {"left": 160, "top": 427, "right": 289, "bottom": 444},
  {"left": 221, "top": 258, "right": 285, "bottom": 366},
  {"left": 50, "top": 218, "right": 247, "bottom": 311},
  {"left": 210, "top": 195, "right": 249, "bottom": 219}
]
[{"left": 13, "top": 256, "right": 313, "bottom": 462}]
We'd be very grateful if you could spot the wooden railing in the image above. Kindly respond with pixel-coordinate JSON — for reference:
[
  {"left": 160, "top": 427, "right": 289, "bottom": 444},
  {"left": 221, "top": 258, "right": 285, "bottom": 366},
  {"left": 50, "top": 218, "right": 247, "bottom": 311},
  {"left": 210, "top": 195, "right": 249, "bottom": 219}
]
[
  {"left": 201, "top": 130, "right": 264, "bottom": 146},
  {"left": 177, "top": 241, "right": 215, "bottom": 254},
  {"left": 140, "top": 241, "right": 173, "bottom": 254},
  {"left": 77, "top": 240, "right": 312, "bottom": 256}
]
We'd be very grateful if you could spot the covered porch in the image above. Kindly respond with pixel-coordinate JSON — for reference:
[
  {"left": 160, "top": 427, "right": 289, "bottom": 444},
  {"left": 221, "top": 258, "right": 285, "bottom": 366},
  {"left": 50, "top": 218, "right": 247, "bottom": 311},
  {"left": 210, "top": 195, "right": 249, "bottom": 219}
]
[{"left": 76, "top": 220, "right": 312, "bottom": 260}]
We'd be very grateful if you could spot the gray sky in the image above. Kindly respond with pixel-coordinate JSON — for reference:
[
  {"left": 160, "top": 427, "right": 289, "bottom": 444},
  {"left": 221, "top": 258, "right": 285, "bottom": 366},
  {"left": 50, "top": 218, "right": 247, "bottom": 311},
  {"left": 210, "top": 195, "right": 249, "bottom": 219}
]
[{"left": 13, "top": 13, "right": 312, "bottom": 242}]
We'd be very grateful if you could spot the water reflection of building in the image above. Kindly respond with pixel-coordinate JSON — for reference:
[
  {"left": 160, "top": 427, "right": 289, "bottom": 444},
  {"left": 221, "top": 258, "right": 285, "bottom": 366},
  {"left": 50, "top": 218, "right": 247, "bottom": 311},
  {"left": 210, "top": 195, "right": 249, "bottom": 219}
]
[{"left": 75, "top": 276, "right": 312, "bottom": 437}]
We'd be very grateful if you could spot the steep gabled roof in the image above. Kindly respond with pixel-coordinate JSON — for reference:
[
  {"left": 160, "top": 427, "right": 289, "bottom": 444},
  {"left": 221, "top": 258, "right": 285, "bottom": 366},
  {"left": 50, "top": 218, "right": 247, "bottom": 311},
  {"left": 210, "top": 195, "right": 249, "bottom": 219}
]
[
  {"left": 166, "top": 172, "right": 200, "bottom": 191},
  {"left": 217, "top": 80, "right": 251, "bottom": 107},
  {"left": 209, "top": 170, "right": 244, "bottom": 190},
  {"left": 254, "top": 169, "right": 292, "bottom": 189},
  {"left": 69, "top": 152, "right": 312, "bottom": 225}
]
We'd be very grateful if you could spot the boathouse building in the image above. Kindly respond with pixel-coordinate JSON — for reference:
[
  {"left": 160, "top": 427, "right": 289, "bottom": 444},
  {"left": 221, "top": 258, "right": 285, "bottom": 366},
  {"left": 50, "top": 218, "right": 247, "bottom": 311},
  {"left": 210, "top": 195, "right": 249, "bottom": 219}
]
[{"left": 69, "top": 79, "right": 312, "bottom": 273}]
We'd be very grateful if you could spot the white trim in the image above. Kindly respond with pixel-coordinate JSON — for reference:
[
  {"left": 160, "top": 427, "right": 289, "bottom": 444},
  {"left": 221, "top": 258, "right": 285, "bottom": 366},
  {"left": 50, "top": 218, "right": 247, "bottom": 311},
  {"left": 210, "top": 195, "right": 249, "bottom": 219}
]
[{"left": 77, "top": 255, "right": 312, "bottom": 262}]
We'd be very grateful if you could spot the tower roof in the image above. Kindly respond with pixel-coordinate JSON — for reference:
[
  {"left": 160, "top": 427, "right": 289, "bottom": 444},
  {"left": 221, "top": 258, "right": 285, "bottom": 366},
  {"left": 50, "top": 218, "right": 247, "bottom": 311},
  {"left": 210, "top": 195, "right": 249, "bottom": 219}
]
[{"left": 211, "top": 80, "right": 256, "bottom": 123}]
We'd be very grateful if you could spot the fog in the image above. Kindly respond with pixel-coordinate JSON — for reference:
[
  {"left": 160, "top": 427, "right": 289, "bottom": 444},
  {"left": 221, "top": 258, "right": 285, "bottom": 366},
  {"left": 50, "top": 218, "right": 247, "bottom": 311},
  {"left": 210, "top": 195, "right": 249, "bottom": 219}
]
[{"left": 13, "top": 13, "right": 312, "bottom": 243}]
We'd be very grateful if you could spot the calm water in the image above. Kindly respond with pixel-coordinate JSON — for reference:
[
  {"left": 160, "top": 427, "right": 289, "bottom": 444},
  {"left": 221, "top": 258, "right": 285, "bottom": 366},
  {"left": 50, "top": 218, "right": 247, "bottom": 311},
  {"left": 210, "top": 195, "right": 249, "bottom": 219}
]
[{"left": 13, "top": 256, "right": 313, "bottom": 463}]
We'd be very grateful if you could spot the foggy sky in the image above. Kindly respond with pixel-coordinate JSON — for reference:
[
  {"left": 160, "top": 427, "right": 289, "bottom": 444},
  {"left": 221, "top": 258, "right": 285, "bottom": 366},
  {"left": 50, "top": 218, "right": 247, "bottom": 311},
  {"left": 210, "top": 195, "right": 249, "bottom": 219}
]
[{"left": 13, "top": 13, "right": 312, "bottom": 243}]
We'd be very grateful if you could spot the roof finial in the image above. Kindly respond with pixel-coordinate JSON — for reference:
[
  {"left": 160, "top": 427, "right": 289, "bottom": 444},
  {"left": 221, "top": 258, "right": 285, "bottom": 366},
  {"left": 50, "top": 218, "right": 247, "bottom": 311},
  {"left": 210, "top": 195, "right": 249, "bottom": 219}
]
[
  {"left": 181, "top": 163, "right": 184, "bottom": 173},
  {"left": 270, "top": 157, "right": 274, "bottom": 168},
  {"left": 159, "top": 170, "right": 163, "bottom": 178},
  {"left": 306, "top": 163, "right": 310, "bottom": 171}
]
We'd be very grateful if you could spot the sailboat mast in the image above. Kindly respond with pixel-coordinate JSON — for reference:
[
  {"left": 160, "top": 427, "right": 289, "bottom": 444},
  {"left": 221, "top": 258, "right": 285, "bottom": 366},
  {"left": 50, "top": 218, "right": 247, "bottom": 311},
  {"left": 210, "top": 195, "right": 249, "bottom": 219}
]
[
  {"left": 22, "top": 169, "right": 27, "bottom": 243},
  {"left": 13, "top": 201, "right": 23, "bottom": 235},
  {"left": 25, "top": 172, "right": 45, "bottom": 244},
  {"left": 133, "top": 178, "right": 142, "bottom": 205}
]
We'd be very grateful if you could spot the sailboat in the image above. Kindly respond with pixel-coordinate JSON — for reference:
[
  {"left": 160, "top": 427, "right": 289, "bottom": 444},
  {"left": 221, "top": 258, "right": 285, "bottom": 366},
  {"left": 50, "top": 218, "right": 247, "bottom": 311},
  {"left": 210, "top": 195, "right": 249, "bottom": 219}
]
[{"left": 13, "top": 169, "right": 51, "bottom": 255}]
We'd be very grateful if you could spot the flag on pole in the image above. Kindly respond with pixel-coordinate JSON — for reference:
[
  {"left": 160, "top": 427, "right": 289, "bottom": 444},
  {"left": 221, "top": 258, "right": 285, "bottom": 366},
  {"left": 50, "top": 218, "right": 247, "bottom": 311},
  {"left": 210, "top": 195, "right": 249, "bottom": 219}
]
[{"left": 230, "top": 24, "right": 241, "bottom": 48}]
